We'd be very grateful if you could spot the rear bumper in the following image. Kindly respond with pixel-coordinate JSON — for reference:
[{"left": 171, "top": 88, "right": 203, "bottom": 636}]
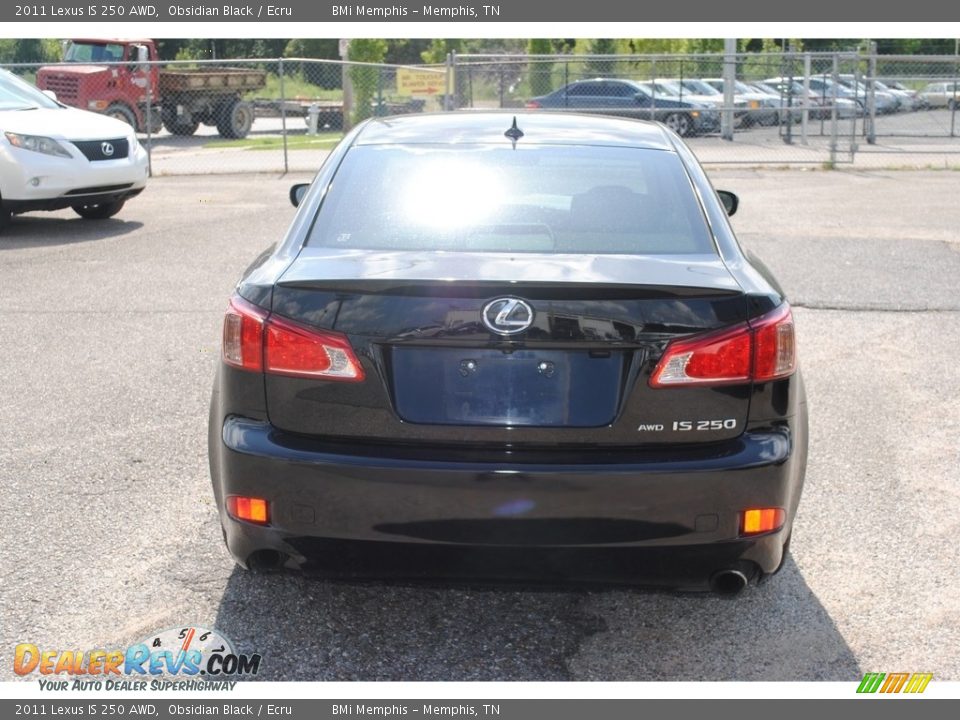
[{"left": 211, "top": 414, "right": 807, "bottom": 588}]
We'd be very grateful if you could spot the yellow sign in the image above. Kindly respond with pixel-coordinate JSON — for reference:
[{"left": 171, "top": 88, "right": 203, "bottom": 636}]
[{"left": 396, "top": 68, "right": 450, "bottom": 97}]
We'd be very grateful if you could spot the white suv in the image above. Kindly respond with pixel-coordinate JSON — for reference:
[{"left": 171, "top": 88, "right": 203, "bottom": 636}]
[{"left": 0, "top": 68, "right": 148, "bottom": 232}]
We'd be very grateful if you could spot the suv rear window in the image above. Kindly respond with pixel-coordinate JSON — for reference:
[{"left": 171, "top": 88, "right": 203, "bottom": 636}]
[{"left": 306, "top": 144, "right": 715, "bottom": 255}]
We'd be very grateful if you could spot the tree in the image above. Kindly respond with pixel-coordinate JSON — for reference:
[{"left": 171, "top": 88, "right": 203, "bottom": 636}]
[
  {"left": 527, "top": 38, "right": 554, "bottom": 96},
  {"left": 348, "top": 39, "right": 389, "bottom": 124}
]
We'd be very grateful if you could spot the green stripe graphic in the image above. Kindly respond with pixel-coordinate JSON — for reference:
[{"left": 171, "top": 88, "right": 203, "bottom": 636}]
[{"left": 857, "top": 673, "right": 885, "bottom": 693}]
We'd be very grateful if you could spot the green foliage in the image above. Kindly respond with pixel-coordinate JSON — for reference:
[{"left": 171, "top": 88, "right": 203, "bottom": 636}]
[
  {"left": 420, "top": 39, "right": 464, "bottom": 64},
  {"left": 527, "top": 39, "right": 554, "bottom": 96},
  {"left": 284, "top": 39, "right": 341, "bottom": 89},
  {"left": 348, "top": 39, "right": 389, "bottom": 124}
]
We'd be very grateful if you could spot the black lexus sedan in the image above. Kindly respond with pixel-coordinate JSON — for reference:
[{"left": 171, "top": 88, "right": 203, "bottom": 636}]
[{"left": 208, "top": 111, "right": 808, "bottom": 594}]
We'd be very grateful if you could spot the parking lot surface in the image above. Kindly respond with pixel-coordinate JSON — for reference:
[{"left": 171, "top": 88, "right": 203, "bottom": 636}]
[{"left": 1, "top": 170, "right": 958, "bottom": 681}]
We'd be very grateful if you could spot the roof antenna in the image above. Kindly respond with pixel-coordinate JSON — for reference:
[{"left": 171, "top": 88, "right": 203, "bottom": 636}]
[{"left": 504, "top": 116, "right": 524, "bottom": 147}]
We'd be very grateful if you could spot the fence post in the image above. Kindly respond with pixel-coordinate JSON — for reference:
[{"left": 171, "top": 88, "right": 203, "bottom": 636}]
[
  {"left": 340, "top": 40, "right": 353, "bottom": 132},
  {"left": 649, "top": 58, "right": 656, "bottom": 122},
  {"left": 801, "top": 52, "right": 810, "bottom": 145},
  {"left": 829, "top": 53, "right": 839, "bottom": 165},
  {"left": 444, "top": 52, "right": 454, "bottom": 111},
  {"left": 144, "top": 62, "right": 153, "bottom": 177},
  {"left": 866, "top": 44, "right": 877, "bottom": 145},
  {"left": 279, "top": 58, "right": 289, "bottom": 174},
  {"left": 721, "top": 39, "right": 736, "bottom": 141}
]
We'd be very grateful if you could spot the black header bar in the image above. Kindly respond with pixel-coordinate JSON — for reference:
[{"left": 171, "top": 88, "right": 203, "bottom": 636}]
[{"left": 4, "top": 1, "right": 959, "bottom": 23}]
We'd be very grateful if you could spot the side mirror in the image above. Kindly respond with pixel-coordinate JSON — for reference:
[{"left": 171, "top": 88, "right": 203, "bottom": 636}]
[
  {"left": 41, "top": 89, "right": 58, "bottom": 102},
  {"left": 717, "top": 190, "right": 739, "bottom": 216},
  {"left": 290, "top": 183, "right": 310, "bottom": 207}
]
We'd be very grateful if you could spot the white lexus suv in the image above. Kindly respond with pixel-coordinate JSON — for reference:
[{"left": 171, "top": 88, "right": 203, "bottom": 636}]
[{"left": 0, "top": 68, "right": 148, "bottom": 232}]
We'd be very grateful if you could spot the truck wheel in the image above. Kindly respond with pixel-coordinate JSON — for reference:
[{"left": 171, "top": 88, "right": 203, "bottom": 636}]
[
  {"left": 161, "top": 106, "right": 199, "bottom": 136},
  {"left": 216, "top": 99, "right": 254, "bottom": 139},
  {"left": 72, "top": 199, "right": 126, "bottom": 220},
  {"left": 105, "top": 104, "right": 137, "bottom": 129}
]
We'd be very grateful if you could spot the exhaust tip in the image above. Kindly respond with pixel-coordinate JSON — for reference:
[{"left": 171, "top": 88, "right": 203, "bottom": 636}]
[
  {"left": 709, "top": 569, "right": 749, "bottom": 596},
  {"left": 246, "top": 549, "right": 288, "bottom": 572}
]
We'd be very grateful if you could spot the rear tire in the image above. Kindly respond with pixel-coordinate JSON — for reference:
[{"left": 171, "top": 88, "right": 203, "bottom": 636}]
[
  {"left": 161, "top": 106, "right": 199, "bottom": 136},
  {"left": 0, "top": 205, "right": 10, "bottom": 234},
  {"left": 664, "top": 112, "right": 693, "bottom": 137},
  {"left": 949, "top": 99, "right": 958, "bottom": 112},
  {"left": 72, "top": 199, "right": 126, "bottom": 220},
  {"left": 105, "top": 103, "right": 137, "bottom": 129},
  {"left": 216, "top": 99, "right": 254, "bottom": 139}
]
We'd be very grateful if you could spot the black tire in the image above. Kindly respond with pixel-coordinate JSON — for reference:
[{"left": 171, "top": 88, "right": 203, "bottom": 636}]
[
  {"left": 105, "top": 103, "right": 137, "bottom": 129},
  {"left": 0, "top": 205, "right": 10, "bottom": 234},
  {"left": 949, "top": 99, "right": 957, "bottom": 112},
  {"left": 72, "top": 199, "right": 126, "bottom": 220},
  {"left": 664, "top": 112, "right": 693, "bottom": 137},
  {"left": 161, "top": 106, "right": 199, "bottom": 136},
  {"left": 215, "top": 99, "right": 254, "bottom": 139}
]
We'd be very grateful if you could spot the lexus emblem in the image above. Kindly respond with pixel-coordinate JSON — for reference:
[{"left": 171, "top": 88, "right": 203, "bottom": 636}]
[
  {"left": 101, "top": 142, "right": 114, "bottom": 157},
  {"left": 482, "top": 298, "right": 534, "bottom": 335}
]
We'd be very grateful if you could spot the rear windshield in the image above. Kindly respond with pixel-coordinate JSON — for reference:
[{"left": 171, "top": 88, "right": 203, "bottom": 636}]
[{"left": 305, "top": 144, "right": 715, "bottom": 255}]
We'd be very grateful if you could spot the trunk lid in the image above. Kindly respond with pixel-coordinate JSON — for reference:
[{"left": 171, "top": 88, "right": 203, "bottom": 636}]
[{"left": 263, "top": 250, "right": 750, "bottom": 447}]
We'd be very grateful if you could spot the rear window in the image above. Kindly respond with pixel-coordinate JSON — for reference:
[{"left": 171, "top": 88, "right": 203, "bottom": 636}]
[{"left": 305, "top": 144, "right": 715, "bottom": 255}]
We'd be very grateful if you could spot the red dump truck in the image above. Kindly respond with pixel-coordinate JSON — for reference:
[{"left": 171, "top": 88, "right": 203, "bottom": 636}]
[{"left": 36, "top": 39, "right": 265, "bottom": 139}]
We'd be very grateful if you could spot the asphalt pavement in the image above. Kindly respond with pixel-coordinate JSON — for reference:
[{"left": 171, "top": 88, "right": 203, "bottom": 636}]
[{"left": 0, "top": 170, "right": 958, "bottom": 681}]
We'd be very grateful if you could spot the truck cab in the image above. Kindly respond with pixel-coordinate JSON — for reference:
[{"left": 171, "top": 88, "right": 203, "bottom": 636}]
[{"left": 37, "top": 39, "right": 161, "bottom": 133}]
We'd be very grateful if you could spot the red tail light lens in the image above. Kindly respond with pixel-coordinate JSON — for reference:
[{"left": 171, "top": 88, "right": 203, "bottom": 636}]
[
  {"left": 741, "top": 507, "right": 785, "bottom": 535},
  {"left": 753, "top": 304, "right": 796, "bottom": 381},
  {"left": 226, "top": 495, "right": 269, "bottom": 525},
  {"left": 221, "top": 296, "right": 365, "bottom": 382},
  {"left": 525, "top": 100, "right": 542, "bottom": 108},
  {"left": 222, "top": 296, "right": 266, "bottom": 372},
  {"left": 265, "top": 315, "right": 365, "bottom": 381},
  {"left": 650, "top": 304, "right": 796, "bottom": 387}
]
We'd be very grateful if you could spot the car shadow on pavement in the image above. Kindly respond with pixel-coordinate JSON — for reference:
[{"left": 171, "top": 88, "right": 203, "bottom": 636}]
[
  {"left": 212, "top": 552, "right": 859, "bottom": 681},
  {"left": 0, "top": 216, "right": 143, "bottom": 249}
]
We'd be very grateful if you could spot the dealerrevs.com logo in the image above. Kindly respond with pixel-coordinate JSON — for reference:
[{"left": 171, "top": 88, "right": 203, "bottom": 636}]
[{"left": 14, "top": 626, "right": 261, "bottom": 690}]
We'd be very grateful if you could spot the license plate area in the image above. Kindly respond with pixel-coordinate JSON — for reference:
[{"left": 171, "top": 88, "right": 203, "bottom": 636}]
[{"left": 390, "top": 348, "right": 624, "bottom": 427}]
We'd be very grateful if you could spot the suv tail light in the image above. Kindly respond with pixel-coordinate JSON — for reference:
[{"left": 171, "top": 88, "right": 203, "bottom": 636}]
[
  {"left": 525, "top": 100, "right": 542, "bottom": 109},
  {"left": 650, "top": 304, "right": 796, "bottom": 387},
  {"left": 221, "top": 296, "right": 365, "bottom": 382}
]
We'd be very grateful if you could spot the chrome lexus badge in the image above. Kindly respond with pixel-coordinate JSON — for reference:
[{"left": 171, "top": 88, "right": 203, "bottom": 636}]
[
  {"left": 101, "top": 142, "right": 115, "bottom": 157},
  {"left": 482, "top": 297, "right": 534, "bottom": 335}
]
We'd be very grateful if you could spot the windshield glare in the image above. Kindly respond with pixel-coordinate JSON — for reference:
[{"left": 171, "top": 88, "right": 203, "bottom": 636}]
[
  {"left": 0, "top": 70, "right": 61, "bottom": 111},
  {"left": 306, "top": 144, "right": 715, "bottom": 256}
]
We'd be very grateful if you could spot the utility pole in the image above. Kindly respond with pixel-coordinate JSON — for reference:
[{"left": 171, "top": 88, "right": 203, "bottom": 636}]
[{"left": 721, "top": 38, "right": 736, "bottom": 141}]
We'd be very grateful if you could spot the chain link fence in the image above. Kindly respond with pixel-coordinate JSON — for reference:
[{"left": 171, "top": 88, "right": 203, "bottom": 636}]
[{"left": 3, "top": 48, "right": 960, "bottom": 173}]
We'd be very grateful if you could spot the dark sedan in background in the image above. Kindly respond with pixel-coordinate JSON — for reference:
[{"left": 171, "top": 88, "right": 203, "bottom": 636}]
[
  {"left": 525, "top": 78, "right": 720, "bottom": 136},
  {"left": 208, "top": 111, "right": 807, "bottom": 594}
]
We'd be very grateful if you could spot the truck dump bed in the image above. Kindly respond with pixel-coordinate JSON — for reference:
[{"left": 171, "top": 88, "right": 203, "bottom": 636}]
[{"left": 159, "top": 68, "right": 267, "bottom": 94}]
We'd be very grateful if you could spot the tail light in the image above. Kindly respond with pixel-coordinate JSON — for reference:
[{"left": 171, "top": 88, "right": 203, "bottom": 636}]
[
  {"left": 221, "top": 295, "right": 365, "bottom": 382},
  {"left": 525, "top": 100, "right": 542, "bottom": 109},
  {"left": 741, "top": 507, "right": 785, "bottom": 535},
  {"left": 650, "top": 304, "right": 796, "bottom": 387},
  {"left": 226, "top": 495, "right": 269, "bottom": 525}
]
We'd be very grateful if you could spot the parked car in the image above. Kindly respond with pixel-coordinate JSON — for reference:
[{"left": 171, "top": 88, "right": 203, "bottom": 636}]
[
  {"left": 208, "top": 111, "right": 808, "bottom": 594},
  {"left": 835, "top": 74, "right": 900, "bottom": 113},
  {"left": 699, "top": 78, "right": 782, "bottom": 126},
  {"left": 879, "top": 80, "right": 926, "bottom": 110},
  {"left": 0, "top": 68, "right": 148, "bottom": 232},
  {"left": 919, "top": 81, "right": 960, "bottom": 110},
  {"left": 762, "top": 77, "right": 861, "bottom": 119},
  {"left": 654, "top": 78, "right": 751, "bottom": 126},
  {"left": 526, "top": 78, "right": 719, "bottom": 136}
]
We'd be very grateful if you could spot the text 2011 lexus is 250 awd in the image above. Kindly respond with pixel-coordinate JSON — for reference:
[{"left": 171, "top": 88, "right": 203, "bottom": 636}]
[{"left": 208, "top": 112, "right": 807, "bottom": 594}]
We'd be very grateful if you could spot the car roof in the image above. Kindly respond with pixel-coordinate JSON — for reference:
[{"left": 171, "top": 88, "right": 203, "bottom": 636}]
[{"left": 352, "top": 111, "right": 675, "bottom": 151}]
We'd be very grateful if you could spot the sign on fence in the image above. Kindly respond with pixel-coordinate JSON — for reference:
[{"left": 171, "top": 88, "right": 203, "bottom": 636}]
[{"left": 396, "top": 68, "right": 450, "bottom": 96}]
